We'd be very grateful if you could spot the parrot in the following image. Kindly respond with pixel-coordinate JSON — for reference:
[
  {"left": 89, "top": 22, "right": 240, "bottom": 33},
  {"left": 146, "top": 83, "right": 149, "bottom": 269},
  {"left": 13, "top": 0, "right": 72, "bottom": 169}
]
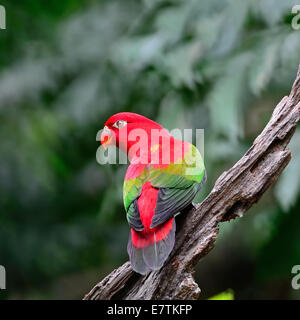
[{"left": 100, "top": 112, "right": 206, "bottom": 275}]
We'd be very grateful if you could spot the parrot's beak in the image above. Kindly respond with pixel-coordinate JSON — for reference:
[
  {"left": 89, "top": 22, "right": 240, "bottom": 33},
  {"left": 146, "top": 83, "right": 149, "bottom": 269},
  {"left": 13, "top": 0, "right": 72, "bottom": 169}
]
[{"left": 100, "top": 126, "right": 113, "bottom": 150}]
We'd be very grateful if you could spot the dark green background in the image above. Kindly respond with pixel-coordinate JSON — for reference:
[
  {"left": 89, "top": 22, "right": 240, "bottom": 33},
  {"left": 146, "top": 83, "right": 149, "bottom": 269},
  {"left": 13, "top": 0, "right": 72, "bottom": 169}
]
[{"left": 0, "top": 0, "right": 300, "bottom": 299}]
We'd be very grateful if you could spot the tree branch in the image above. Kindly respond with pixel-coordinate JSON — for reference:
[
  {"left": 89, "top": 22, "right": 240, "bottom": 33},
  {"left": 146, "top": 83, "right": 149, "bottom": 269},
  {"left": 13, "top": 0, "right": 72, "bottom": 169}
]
[{"left": 84, "top": 63, "right": 300, "bottom": 300}]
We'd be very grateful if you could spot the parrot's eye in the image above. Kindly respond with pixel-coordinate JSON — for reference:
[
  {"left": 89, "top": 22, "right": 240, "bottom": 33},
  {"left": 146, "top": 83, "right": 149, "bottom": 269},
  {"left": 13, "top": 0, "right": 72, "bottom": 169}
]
[{"left": 113, "top": 120, "right": 127, "bottom": 129}]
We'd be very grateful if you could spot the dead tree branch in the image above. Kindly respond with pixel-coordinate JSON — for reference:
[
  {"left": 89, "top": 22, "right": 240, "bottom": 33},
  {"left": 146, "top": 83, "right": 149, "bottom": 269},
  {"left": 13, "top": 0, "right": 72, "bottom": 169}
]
[{"left": 84, "top": 63, "right": 300, "bottom": 300}]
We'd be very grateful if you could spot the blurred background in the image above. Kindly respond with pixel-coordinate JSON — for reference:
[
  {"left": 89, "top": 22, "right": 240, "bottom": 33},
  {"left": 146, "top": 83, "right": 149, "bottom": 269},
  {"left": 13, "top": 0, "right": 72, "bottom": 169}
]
[{"left": 0, "top": 0, "right": 300, "bottom": 300}]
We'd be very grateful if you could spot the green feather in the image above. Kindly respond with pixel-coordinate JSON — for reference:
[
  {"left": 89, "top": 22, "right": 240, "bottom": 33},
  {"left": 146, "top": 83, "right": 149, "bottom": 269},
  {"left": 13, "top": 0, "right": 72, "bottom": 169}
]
[{"left": 123, "top": 142, "right": 205, "bottom": 217}]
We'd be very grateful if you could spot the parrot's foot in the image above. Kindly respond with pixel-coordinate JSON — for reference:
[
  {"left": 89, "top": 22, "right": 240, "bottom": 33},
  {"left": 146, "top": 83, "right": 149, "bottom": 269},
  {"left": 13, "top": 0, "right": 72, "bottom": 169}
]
[
  {"left": 191, "top": 202, "right": 200, "bottom": 210},
  {"left": 179, "top": 202, "right": 199, "bottom": 216}
]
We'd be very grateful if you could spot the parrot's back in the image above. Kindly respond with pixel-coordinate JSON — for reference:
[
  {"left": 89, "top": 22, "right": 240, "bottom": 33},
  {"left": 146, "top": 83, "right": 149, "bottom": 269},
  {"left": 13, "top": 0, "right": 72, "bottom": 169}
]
[{"left": 124, "top": 141, "right": 206, "bottom": 275}]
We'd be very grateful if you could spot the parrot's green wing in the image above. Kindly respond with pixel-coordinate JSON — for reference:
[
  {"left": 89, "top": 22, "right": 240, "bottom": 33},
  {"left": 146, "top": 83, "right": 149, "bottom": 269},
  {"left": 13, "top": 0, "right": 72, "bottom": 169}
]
[
  {"left": 126, "top": 199, "right": 144, "bottom": 231},
  {"left": 123, "top": 164, "right": 147, "bottom": 230},
  {"left": 149, "top": 143, "right": 206, "bottom": 228}
]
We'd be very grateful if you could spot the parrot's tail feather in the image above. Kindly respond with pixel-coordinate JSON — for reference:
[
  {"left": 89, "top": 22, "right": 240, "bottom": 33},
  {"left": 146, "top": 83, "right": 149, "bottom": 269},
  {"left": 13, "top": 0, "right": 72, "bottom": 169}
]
[
  {"left": 127, "top": 219, "right": 176, "bottom": 275},
  {"left": 142, "top": 219, "right": 176, "bottom": 270},
  {"left": 127, "top": 239, "right": 151, "bottom": 275}
]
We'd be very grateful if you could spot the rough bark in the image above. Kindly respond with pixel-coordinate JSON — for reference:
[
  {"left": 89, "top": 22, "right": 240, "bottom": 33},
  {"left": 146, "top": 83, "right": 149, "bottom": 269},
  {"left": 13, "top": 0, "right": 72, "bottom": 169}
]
[{"left": 84, "top": 63, "right": 300, "bottom": 300}]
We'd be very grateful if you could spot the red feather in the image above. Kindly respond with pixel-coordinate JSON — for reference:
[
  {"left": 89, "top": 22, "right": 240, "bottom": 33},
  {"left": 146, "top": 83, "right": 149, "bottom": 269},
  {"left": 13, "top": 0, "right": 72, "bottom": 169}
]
[{"left": 131, "top": 182, "right": 174, "bottom": 249}]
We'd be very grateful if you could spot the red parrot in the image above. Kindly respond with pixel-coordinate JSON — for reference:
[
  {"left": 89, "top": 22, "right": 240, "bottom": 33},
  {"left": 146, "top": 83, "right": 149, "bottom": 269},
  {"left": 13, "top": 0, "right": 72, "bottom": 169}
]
[{"left": 101, "top": 112, "right": 206, "bottom": 275}]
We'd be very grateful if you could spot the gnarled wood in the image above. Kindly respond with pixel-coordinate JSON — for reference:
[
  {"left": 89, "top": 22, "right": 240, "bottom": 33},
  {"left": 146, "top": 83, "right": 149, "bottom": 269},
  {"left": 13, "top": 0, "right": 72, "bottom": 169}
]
[{"left": 84, "top": 63, "right": 300, "bottom": 300}]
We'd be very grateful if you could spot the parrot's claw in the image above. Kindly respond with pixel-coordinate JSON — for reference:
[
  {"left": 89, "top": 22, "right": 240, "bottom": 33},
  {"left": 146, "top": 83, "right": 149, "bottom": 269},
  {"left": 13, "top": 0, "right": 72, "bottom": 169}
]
[
  {"left": 191, "top": 202, "right": 200, "bottom": 210},
  {"left": 179, "top": 202, "right": 199, "bottom": 216}
]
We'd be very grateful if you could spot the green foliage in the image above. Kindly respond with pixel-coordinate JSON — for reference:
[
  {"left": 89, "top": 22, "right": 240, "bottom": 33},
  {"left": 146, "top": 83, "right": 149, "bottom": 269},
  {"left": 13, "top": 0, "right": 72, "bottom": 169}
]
[
  {"left": 208, "top": 290, "right": 234, "bottom": 300},
  {"left": 0, "top": 0, "right": 299, "bottom": 299}
]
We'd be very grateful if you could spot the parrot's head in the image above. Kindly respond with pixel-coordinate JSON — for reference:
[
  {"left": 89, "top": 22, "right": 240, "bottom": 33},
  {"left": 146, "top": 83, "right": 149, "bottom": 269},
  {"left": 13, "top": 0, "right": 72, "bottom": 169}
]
[{"left": 100, "top": 112, "right": 163, "bottom": 154}]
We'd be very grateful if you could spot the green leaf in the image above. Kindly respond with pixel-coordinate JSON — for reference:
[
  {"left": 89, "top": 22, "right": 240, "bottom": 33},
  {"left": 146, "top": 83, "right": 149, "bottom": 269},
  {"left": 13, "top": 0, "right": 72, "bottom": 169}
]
[
  {"left": 154, "top": 5, "right": 189, "bottom": 41},
  {"left": 208, "top": 54, "right": 250, "bottom": 142},
  {"left": 254, "top": 0, "right": 296, "bottom": 26},
  {"left": 157, "top": 41, "right": 203, "bottom": 88},
  {"left": 213, "top": 0, "right": 249, "bottom": 56},
  {"left": 249, "top": 39, "right": 281, "bottom": 95},
  {"left": 208, "top": 289, "right": 234, "bottom": 300}
]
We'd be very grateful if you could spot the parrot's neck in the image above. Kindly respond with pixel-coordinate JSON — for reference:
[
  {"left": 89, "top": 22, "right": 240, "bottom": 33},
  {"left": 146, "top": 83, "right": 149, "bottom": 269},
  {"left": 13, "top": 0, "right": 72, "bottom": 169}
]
[
  {"left": 125, "top": 132, "right": 189, "bottom": 166},
  {"left": 124, "top": 127, "right": 168, "bottom": 164}
]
